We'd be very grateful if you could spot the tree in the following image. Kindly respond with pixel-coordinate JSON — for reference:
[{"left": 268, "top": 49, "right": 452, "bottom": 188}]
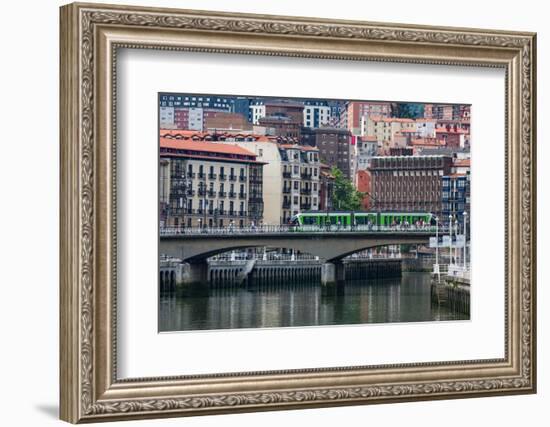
[
  {"left": 331, "top": 167, "right": 364, "bottom": 211},
  {"left": 391, "top": 102, "right": 424, "bottom": 119}
]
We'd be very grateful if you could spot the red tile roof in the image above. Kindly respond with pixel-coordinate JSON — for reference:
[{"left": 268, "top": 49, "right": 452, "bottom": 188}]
[
  {"left": 160, "top": 129, "right": 277, "bottom": 143},
  {"left": 160, "top": 137, "right": 256, "bottom": 157},
  {"left": 454, "top": 159, "right": 471, "bottom": 167},
  {"left": 279, "top": 144, "right": 319, "bottom": 151},
  {"left": 435, "top": 128, "right": 468, "bottom": 134},
  {"left": 411, "top": 138, "right": 445, "bottom": 146}
]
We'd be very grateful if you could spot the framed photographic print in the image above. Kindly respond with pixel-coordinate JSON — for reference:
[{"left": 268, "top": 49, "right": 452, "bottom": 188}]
[{"left": 60, "top": 2, "right": 537, "bottom": 423}]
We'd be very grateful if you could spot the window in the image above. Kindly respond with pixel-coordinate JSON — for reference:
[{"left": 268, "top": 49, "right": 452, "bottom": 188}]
[{"left": 294, "top": 181, "right": 299, "bottom": 190}]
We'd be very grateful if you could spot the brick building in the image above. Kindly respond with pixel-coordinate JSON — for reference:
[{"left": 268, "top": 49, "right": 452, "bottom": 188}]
[
  {"left": 356, "top": 169, "right": 372, "bottom": 210},
  {"left": 302, "top": 127, "right": 352, "bottom": 178},
  {"left": 203, "top": 111, "right": 251, "bottom": 131},
  {"left": 369, "top": 155, "right": 453, "bottom": 216}
]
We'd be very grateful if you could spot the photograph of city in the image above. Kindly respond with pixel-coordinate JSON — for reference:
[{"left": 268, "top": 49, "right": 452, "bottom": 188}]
[{"left": 158, "top": 93, "right": 471, "bottom": 332}]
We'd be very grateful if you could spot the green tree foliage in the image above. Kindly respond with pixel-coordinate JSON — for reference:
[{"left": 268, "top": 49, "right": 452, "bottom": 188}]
[
  {"left": 331, "top": 167, "right": 364, "bottom": 211},
  {"left": 391, "top": 102, "right": 424, "bottom": 119}
]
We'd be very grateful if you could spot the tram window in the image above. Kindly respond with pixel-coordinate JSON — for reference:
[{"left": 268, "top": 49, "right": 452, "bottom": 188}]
[{"left": 303, "top": 216, "right": 316, "bottom": 225}]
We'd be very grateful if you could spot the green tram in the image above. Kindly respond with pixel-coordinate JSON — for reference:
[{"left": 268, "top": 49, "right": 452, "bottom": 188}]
[{"left": 289, "top": 211, "right": 435, "bottom": 228}]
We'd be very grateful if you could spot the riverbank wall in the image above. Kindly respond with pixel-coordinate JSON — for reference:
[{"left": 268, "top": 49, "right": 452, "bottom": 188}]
[{"left": 431, "top": 276, "right": 470, "bottom": 315}]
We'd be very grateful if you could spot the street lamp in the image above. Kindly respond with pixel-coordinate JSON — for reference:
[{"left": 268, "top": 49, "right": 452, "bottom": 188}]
[
  {"left": 434, "top": 216, "right": 440, "bottom": 280},
  {"left": 448, "top": 214, "right": 453, "bottom": 266},
  {"left": 463, "top": 211, "right": 468, "bottom": 270}
]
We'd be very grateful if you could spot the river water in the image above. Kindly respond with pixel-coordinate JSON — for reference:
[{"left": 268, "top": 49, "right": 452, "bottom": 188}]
[{"left": 159, "top": 272, "right": 468, "bottom": 332}]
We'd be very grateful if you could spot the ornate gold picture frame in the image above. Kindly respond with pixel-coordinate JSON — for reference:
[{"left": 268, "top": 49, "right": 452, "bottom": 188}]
[{"left": 60, "top": 2, "right": 536, "bottom": 423}]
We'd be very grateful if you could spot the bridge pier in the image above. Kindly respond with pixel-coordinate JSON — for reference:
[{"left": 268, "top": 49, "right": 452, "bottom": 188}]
[
  {"left": 180, "top": 261, "right": 208, "bottom": 288},
  {"left": 321, "top": 262, "right": 345, "bottom": 286}
]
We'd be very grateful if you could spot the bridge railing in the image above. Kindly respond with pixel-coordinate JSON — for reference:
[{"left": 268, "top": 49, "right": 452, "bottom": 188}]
[{"left": 160, "top": 224, "right": 447, "bottom": 236}]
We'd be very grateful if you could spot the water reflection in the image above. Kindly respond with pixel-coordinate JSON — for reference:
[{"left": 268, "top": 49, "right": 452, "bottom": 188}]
[{"left": 159, "top": 272, "right": 468, "bottom": 332}]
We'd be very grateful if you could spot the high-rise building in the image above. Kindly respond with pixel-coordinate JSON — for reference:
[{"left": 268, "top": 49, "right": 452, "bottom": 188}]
[
  {"left": 303, "top": 101, "right": 331, "bottom": 128},
  {"left": 159, "top": 93, "right": 233, "bottom": 110},
  {"left": 302, "top": 128, "right": 352, "bottom": 179}
]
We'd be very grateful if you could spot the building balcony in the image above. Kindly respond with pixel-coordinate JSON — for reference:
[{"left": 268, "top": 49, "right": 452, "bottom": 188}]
[
  {"left": 239, "top": 192, "right": 246, "bottom": 199},
  {"left": 208, "top": 173, "right": 217, "bottom": 180},
  {"left": 187, "top": 172, "right": 196, "bottom": 178},
  {"left": 301, "top": 173, "right": 312, "bottom": 180},
  {"left": 229, "top": 175, "right": 237, "bottom": 181},
  {"left": 239, "top": 175, "right": 247, "bottom": 182},
  {"left": 197, "top": 208, "right": 204, "bottom": 214},
  {"left": 208, "top": 209, "right": 214, "bottom": 215},
  {"left": 283, "top": 187, "right": 291, "bottom": 194},
  {"left": 218, "top": 191, "right": 227, "bottom": 197},
  {"left": 301, "top": 188, "right": 312, "bottom": 195},
  {"left": 300, "top": 203, "right": 312, "bottom": 210},
  {"left": 219, "top": 173, "right": 227, "bottom": 180},
  {"left": 186, "top": 189, "right": 195, "bottom": 196},
  {"left": 282, "top": 201, "right": 291, "bottom": 209},
  {"left": 207, "top": 190, "right": 216, "bottom": 197},
  {"left": 228, "top": 210, "right": 235, "bottom": 216},
  {"left": 238, "top": 211, "right": 247, "bottom": 217},
  {"left": 197, "top": 172, "right": 205, "bottom": 179},
  {"left": 186, "top": 208, "right": 195, "bottom": 214},
  {"left": 282, "top": 171, "right": 291, "bottom": 178},
  {"left": 228, "top": 191, "right": 236, "bottom": 198}
]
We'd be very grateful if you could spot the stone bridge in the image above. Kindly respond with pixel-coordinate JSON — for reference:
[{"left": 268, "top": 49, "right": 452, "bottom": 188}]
[{"left": 159, "top": 230, "right": 434, "bottom": 286}]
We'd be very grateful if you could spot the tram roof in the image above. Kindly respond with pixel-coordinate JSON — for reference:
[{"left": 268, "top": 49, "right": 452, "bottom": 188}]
[{"left": 297, "top": 211, "right": 434, "bottom": 215}]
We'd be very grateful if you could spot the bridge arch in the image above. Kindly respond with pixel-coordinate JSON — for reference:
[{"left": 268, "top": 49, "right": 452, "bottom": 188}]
[{"left": 160, "top": 232, "right": 432, "bottom": 263}]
